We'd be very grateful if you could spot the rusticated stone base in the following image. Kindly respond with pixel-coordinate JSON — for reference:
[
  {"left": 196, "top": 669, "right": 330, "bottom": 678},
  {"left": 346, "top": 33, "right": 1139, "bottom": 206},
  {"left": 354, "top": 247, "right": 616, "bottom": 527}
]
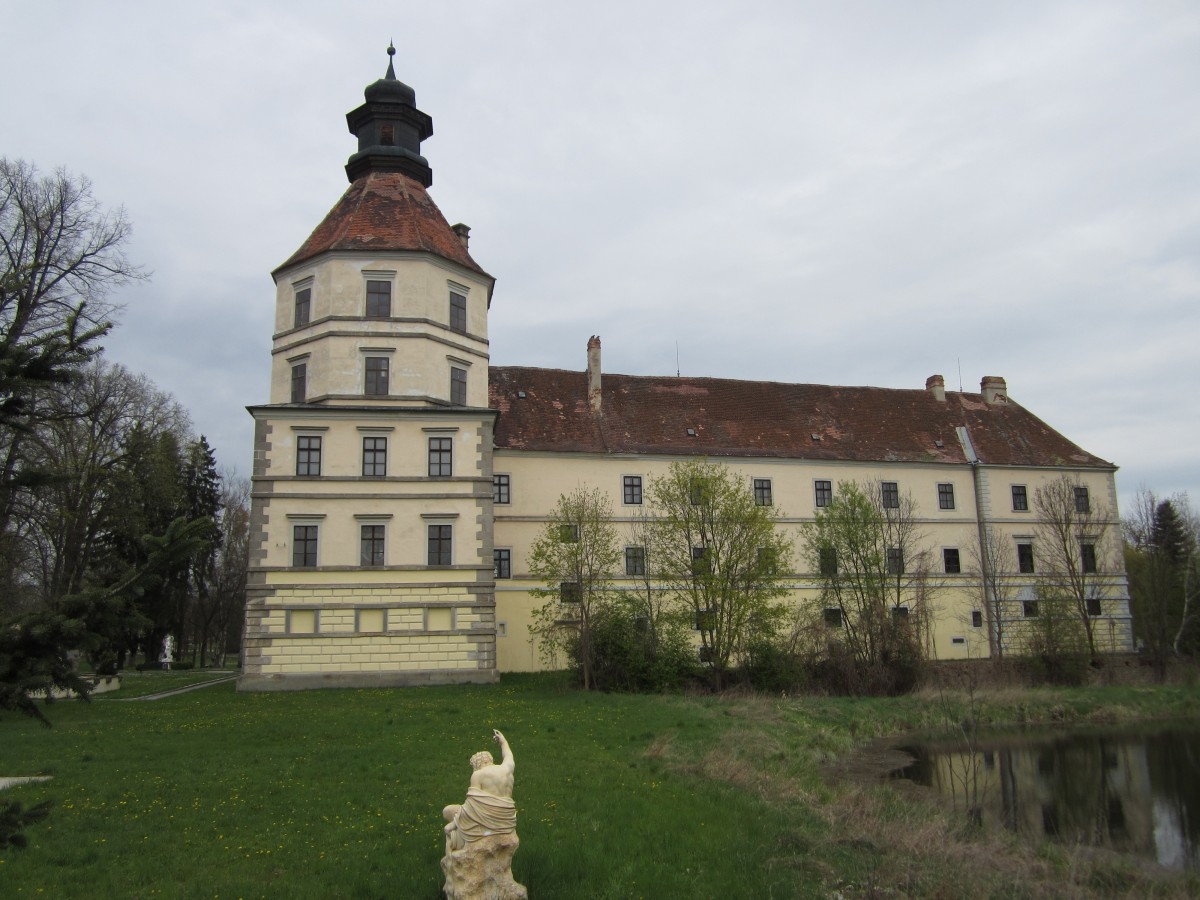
[{"left": 441, "top": 832, "right": 526, "bottom": 900}]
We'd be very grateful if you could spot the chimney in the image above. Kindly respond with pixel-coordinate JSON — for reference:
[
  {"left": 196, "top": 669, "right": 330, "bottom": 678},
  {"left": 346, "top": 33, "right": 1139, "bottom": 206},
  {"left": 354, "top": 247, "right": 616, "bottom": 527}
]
[
  {"left": 981, "top": 376, "right": 1008, "bottom": 405},
  {"left": 451, "top": 223, "right": 471, "bottom": 249},
  {"left": 925, "top": 374, "right": 946, "bottom": 402},
  {"left": 587, "top": 335, "right": 602, "bottom": 414}
]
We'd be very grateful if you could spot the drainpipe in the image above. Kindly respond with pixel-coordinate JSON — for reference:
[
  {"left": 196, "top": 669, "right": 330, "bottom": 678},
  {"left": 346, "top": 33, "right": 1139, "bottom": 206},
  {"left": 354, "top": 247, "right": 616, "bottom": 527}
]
[{"left": 958, "top": 425, "right": 1000, "bottom": 659}]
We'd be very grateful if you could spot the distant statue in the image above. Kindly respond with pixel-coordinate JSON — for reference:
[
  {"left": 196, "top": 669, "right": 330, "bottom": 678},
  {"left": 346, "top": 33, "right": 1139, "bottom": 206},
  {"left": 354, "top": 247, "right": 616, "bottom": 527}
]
[
  {"left": 441, "top": 730, "right": 526, "bottom": 900},
  {"left": 159, "top": 634, "right": 175, "bottom": 670}
]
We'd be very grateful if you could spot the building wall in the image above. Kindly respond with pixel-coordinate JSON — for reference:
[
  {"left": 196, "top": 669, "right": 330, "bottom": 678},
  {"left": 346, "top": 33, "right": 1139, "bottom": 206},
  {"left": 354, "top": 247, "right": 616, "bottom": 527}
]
[{"left": 490, "top": 450, "right": 1132, "bottom": 672}]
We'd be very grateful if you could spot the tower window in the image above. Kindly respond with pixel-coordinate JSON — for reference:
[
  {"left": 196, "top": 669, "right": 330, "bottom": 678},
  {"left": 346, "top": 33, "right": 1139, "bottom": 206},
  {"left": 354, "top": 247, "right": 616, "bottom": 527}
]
[
  {"left": 365, "top": 357, "right": 389, "bottom": 396},
  {"left": 360, "top": 525, "right": 385, "bottom": 567},
  {"left": 451, "top": 367, "right": 467, "bottom": 405},
  {"left": 366, "top": 280, "right": 391, "bottom": 318},
  {"left": 427, "top": 524, "right": 452, "bottom": 566},
  {"left": 450, "top": 292, "right": 467, "bottom": 333},
  {"left": 296, "top": 436, "right": 322, "bottom": 477},
  {"left": 294, "top": 287, "right": 311, "bottom": 328},
  {"left": 428, "top": 437, "right": 452, "bottom": 477},
  {"left": 380, "top": 123, "right": 396, "bottom": 146},
  {"left": 292, "top": 525, "right": 318, "bottom": 568},
  {"left": 362, "top": 437, "right": 387, "bottom": 477},
  {"left": 290, "top": 363, "right": 307, "bottom": 403}
]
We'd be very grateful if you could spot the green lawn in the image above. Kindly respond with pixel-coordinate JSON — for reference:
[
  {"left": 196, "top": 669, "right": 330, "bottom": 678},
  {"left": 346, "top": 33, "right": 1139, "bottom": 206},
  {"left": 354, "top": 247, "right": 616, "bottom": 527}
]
[{"left": 2, "top": 674, "right": 1198, "bottom": 898}]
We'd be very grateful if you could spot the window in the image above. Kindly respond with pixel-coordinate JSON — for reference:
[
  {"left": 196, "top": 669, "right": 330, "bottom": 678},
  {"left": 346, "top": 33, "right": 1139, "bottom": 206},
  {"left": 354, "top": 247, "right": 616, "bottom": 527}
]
[
  {"left": 380, "top": 123, "right": 395, "bottom": 146},
  {"left": 757, "top": 546, "right": 777, "bottom": 571},
  {"left": 753, "top": 478, "right": 773, "bottom": 507},
  {"left": 1086, "top": 595, "right": 1101, "bottom": 617},
  {"left": 625, "top": 546, "right": 646, "bottom": 576},
  {"left": 814, "top": 480, "right": 833, "bottom": 508},
  {"left": 296, "top": 435, "right": 322, "bottom": 476},
  {"left": 366, "top": 280, "right": 391, "bottom": 318},
  {"left": 1023, "top": 600, "right": 1039, "bottom": 618},
  {"left": 886, "top": 547, "right": 904, "bottom": 575},
  {"left": 1075, "top": 487, "right": 1091, "bottom": 514},
  {"left": 291, "top": 363, "right": 307, "bottom": 403},
  {"left": 892, "top": 606, "right": 910, "bottom": 622},
  {"left": 881, "top": 481, "right": 899, "bottom": 509},
  {"left": 938, "top": 483, "right": 955, "bottom": 510},
  {"left": 1081, "top": 543, "right": 1097, "bottom": 574},
  {"left": 365, "top": 357, "right": 389, "bottom": 396},
  {"left": 623, "top": 475, "right": 643, "bottom": 505},
  {"left": 560, "top": 581, "right": 582, "bottom": 604},
  {"left": 694, "top": 608, "right": 715, "bottom": 631},
  {"left": 360, "top": 525, "right": 385, "bottom": 566},
  {"left": 691, "top": 546, "right": 709, "bottom": 576},
  {"left": 1017, "top": 542, "right": 1035, "bottom": 574},
  {"left": 493, "top": 548, "right": 511, "bottom": 579},
  {"left": 362, "top": 437, "right": 387, "bottom": 477},
  {"left": 819, "top": 546, "right": 837, "bottom": 576},
  {"left": 427, "top": 524, "right": 452, "bottom": 566},
  {"left": 689, "top": 481, "right": 705, "bottom": 506},
  {"left": 558, "top": 523, "right": 580, "bottom": 543},
  {"left": 1012, "top": 485, "right": 1028, "bottom": 511},
  {"left": 972, "top": 610, "right": 983, "bottom": 628},
  {"left": 450, "top": 292, "right": 467, "bottom": 333},
  {"left": 823, "top": 607, "right": 843, "bottom": 628},
  {"left": 428, "top": 437, "right": 452, "bottom": 477},
  {"left": 294, "top": 287, "right": 311, "bottom": 328},
  {"left": 450, "top": 366, "right": 467, "bottom": 405},
  {"left": 493, "top": 474, "right": 510, "bottom": 505},
  {"left": 943, "top": 548, "right": 961, "bottom": 574},
  {"left": 292, "top": 525, "right": 318, "bottom": 568}
]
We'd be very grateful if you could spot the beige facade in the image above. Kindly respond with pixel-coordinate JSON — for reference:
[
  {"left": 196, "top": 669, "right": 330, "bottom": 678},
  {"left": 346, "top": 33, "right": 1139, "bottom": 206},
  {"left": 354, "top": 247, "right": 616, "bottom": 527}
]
[{"left": 490, "top": 449, "right": 1131, "bottom": 672}]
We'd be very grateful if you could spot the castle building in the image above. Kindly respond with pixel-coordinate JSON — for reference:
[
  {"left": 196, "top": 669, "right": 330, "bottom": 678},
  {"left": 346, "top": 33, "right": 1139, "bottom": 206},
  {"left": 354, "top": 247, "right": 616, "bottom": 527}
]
[{"left": 239, "top": 51, "right": 1131, "bottom": 690}]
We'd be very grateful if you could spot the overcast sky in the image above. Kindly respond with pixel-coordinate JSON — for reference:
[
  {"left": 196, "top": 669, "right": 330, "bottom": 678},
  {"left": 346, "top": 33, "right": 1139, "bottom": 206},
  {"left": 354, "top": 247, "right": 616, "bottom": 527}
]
[{"left": 3, "top": 1, "right": 1197, "bottom": 511}]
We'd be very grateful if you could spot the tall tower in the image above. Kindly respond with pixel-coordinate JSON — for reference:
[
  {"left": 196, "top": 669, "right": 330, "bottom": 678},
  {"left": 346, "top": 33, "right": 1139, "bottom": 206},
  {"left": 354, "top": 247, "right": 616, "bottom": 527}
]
[{"left": 240, "top": 46, "right": 498, "bottom": 690}]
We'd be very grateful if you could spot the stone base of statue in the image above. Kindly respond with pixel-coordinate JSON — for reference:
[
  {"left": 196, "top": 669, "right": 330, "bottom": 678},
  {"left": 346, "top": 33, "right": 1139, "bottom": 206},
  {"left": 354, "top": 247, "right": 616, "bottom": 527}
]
[{"left": 441, "top": 832, "right": 526, "bottom": 900}]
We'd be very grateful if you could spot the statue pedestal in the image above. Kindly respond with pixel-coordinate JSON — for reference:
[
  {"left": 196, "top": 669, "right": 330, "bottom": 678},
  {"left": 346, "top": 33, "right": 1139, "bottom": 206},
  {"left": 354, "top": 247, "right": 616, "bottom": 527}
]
[{"left": 441, "top": 832, "right": 526, "bottom": 900}]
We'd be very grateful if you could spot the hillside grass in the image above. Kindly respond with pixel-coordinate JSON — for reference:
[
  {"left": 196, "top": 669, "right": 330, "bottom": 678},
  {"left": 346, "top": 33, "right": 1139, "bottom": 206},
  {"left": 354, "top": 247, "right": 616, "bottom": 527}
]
[{"left": 1, "top": 674, "right": 1198, "bottom": 898}]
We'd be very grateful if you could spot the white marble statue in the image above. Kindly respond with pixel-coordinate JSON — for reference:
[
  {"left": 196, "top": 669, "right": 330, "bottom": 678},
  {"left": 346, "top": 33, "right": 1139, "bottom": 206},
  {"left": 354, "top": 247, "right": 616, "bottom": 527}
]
[
  {"left": 441, "top": 730, "right": 526, "bottom": 900},
  {"left": 159, "top": 634, "right": 175, "bottom": 669}
]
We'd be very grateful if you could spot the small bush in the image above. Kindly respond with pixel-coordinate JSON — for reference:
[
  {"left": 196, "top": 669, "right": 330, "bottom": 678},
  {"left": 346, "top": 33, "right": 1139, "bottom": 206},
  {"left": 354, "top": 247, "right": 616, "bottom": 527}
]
[{"left": 585, "top": 601, "right": 697, "bottom": 692}]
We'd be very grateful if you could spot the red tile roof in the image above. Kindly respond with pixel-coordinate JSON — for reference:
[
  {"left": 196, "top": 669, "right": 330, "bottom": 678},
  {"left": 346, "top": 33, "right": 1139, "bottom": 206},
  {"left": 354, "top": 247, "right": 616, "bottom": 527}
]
[
  {"left": 489, "top": 366, "right": 1113, "bottom": 469},
  {"left": 275, "top": 171, "right": 491, "bottom": 279}
]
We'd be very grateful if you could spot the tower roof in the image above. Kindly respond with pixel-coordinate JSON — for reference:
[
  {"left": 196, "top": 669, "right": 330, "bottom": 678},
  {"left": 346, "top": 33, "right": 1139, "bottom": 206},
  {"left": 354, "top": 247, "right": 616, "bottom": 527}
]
[
  {"left": 274, "top": 170, "right": 491, "bottom": 279},
  {"left": 344, "top": 43, "right": 434, "bottom": 186}
]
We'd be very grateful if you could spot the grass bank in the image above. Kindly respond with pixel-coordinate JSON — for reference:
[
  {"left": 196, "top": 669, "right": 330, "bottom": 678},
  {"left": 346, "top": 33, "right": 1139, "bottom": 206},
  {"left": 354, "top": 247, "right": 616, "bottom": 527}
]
[{"left": 1, "top": 675, "right": 1197, "bottom": 898}]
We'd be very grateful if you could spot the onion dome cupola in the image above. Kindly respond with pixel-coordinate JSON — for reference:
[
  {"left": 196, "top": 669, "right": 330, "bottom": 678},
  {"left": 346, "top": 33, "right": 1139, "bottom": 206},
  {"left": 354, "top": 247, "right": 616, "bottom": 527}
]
[{"left": 344, "top": 43, "right": 434, "bottom": 186}]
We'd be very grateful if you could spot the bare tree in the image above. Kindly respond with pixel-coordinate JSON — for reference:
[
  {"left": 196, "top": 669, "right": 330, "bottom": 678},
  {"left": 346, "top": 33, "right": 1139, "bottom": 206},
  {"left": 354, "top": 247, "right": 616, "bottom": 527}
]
[
  {"left": 0, "top": 159, "right": 145, "bottom": 561},
  {"left": 967, "top": 523, "right": 1018, "bottom": 658},
  {"left": 189, "top": 471, "right": 249, "bottom": 668},
  {"left": 1033, "top": 474, "right": 1117, "bottom": 663}
]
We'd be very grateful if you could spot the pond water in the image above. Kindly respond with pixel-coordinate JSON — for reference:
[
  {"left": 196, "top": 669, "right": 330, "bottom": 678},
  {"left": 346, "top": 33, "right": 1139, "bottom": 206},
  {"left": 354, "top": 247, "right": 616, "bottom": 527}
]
[{"left": 892, "top": 720, "right": 1200, "bottom": 871}]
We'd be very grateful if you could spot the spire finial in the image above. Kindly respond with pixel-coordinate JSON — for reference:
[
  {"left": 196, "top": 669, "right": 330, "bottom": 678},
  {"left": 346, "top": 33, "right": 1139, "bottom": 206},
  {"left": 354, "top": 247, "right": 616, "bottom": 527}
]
[{"left": 385, "top": 40, "right": 396, "bottom": 80}]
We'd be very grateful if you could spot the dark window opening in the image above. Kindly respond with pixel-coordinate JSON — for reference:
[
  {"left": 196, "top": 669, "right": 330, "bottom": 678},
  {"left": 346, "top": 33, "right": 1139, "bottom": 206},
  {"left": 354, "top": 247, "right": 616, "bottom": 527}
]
[
  {"left": 1074, "top": 486, "right": 1091, "bottom": 514},
  {"left": 623, "top": 475, "right": 642, "bottom": 505},
  {"left": 943, "top": 548, "right": 961, "bottom": 574},
  {"left": 882, "top": 482, "right": 899, "bottom": 509},
  {"left": 625, "top": 546, "right": 646, "bottom": 576},
  {"left": 360, "top": 525, "right": 385, "bottom": 566},
  {"left": 1023, "top": 600, "right": 1039, "bottom": 618},
  {"left": 493, "top": 474, "right": 510, "bottom": 505},
  {"left": 814, "top": 480, "right": 833, "bottom": 508},
  {"left": 819, "top": 546, "right": 837, "bottom": 576},
  {"left": 296, "top": 435, "right": 321, "bottom": 477},
  {"left": 292, "top": 525, "right": 318, "bottom": 568},
  {"left": 294, "top": 287, "right": 311, "bottom": 328},
  {"left": 427, "top": 524, "right": 452, "bottom": 566},
  {"left": 972, "top": 610, "right": 983, "bottom": 628},
  {"left": 450, "top": 367, "right": 467, "bottom": 405},
  {"left": 428, "top": 437, "right": 452, "bottom": 477},
  {"left": 1081, "top": 542, "right": 1098, "bottom": 574},
  {"left": 1086, "top": 595, "right": 1102, "bottom": 616},
  {"left": 753, "top": 478, "right": 773, "bottom": 506},
  {"left": 493, "top": 548, "right": 511, "bottom": 579},
  {"left": 366, "top": 280, "right": 391, "bottom": 318},
  {"left": 1018, "top": 542, "right": 1035, "bottom": 574},
  {"left": 362, "top": 436, "right": 387, "bottom": 477},
  {"left": 365, "top": 357, "right": 389, "bottom": 396},
  {"left": 1012, "top": 485, "right": 1028, "bottom": 511},
  {"left": 291, "top": 363, "right": 307, "bottom": 403},
  {"left": 560, "top": 581, "right": 582, "bottom": 604},
  {"left": 887, "top": 547, "right": 904, "bottom": 575},
  {"left": 938, "top": 483, "right": 955, "bottom": 510},
  {"left": 823, "top": 607, "right": 843, "bottom": 628},
  {"left": 450, "top": 292, "right": 467, "bottom": 333}
]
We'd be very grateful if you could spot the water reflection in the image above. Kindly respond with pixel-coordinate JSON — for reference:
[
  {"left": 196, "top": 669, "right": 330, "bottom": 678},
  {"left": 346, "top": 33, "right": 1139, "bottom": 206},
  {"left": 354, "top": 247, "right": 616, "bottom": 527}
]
[{"left": 893, "top": 722, "right": 1200, "bottom": 871}]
